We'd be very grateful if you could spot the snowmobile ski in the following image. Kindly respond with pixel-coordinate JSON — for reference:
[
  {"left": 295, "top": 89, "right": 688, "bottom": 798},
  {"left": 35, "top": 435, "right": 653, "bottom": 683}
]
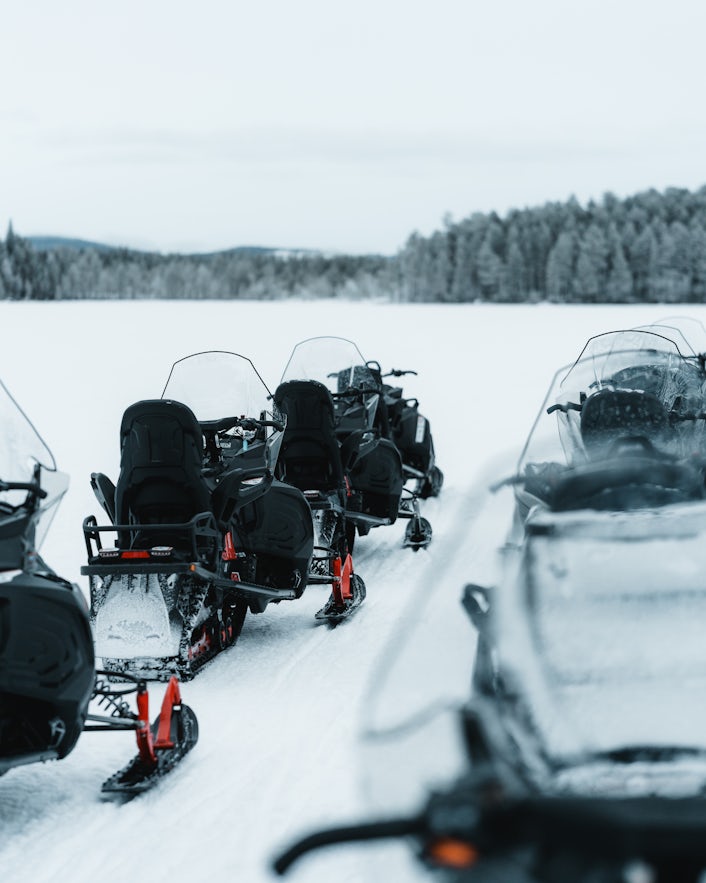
[
  {"left": 314, "top": 571, "right": 366, "bottom": 624},
  {"left": 88, "top": 674, "right": 199, "bottom": 800}
]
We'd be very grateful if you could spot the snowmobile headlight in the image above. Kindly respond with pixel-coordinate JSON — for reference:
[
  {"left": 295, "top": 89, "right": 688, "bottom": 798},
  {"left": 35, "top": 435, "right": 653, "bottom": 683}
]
[{"left": 242, "top": 476, "right": 265, "bottom": 486}]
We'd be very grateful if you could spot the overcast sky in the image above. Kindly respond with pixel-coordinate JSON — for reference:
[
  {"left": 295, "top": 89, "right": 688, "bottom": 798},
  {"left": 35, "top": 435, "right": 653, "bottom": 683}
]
[{"left": 1, "top": 0, "right": 705, "bottom": 254}]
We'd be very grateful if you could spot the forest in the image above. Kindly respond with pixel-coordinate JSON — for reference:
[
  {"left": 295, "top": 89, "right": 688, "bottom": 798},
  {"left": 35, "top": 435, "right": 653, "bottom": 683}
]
[{"left": 3, "top": 185, "right": 706, "bottom": 303}]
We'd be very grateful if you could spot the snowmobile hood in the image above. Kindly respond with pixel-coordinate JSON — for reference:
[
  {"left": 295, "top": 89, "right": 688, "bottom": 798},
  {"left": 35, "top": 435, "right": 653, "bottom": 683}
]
[{"left": 493, "top": 498, "right": 706, "bottom": 795}]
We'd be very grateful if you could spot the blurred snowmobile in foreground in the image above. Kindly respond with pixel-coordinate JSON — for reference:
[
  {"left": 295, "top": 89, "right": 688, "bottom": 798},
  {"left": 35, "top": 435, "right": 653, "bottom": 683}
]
[
  {"left": 83, "top": 351, "right": 327, "bottom": 679},
  {"left": 275, "top": 516, "right": 706, "bottom": 883},
  {"left": 278, "top": 336, "right": 438, "bottom": 551},
  {"left": 0, "top": 378, "right": 197, "bottom": 798}
]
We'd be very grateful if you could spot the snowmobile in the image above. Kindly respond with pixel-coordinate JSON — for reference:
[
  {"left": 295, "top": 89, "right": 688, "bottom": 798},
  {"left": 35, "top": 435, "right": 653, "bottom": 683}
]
[
  {"left": 468, "top": 326, "right": 706, "bottom": 697},
  {"left": 272, "top": 340, "right": 373, "bottom": 621},
  {"left": 0, "top": 377, "right": 197, "bottom": 797},
  {"left": 364, "top": 361, "right": 444, "bottom": 501},
  {"left": 500, "top": 326, "right": 706, "bottom": 525},
  {"left": 274, "top": 705, "right": 706, "bottom": 882},
  {"left": 83, "top": 351, "right": 318, "bottom": 678},
  {"left": 274, "top": 516, "right": 706, "bottom": 883},
  {"left": 278, "top": 336, "right": 432, "bottom": 551}
]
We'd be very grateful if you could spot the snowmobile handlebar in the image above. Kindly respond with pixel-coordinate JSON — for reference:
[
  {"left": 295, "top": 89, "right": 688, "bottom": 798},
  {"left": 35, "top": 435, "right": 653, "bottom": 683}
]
[
  {"left": 0, "top": 479, "right": 47, "bottom": 499},
  {"left": 332, "top": 387, "right": 380, "bottom": 400},
  {"left": 199, "top": 415, "right": 285, "bottom": 434},
  {"left": 547, "top": 400, "right": 706, "bottom": 424},
  {"left": 383, "top": 368, "right": 417, "bottom": 377},
  {"left": 273, "top": 784, "right": 706, "bottom": 880}
]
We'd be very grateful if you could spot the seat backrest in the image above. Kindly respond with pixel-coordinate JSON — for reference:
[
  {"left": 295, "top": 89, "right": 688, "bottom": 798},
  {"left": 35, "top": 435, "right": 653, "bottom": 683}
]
[
  {"left": 272, "top": 381, "right": 345, "bottom": 491},
  {"left": 115, "top": 399, "right": 212, "bottom": 532},
  {"left": 581, "top": 388, "right": 668, "bottom": 454}
]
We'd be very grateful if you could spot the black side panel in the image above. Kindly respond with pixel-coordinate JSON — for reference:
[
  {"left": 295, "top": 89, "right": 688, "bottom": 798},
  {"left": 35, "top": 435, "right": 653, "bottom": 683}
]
[
  {"left": 350, "top": 438, "right": 404, "bottom": 522},
  {"left": 0, "top": 511, "right": 31, "bottom": 570},
  {"left": 393, "top": 406, "right": 433, "bottom": 473},
  {"left": 234, "top": 481, "right": 314, "bottom": 589},
  {"left": 0, "top": 575, "right": 95, "bottom": 766}
]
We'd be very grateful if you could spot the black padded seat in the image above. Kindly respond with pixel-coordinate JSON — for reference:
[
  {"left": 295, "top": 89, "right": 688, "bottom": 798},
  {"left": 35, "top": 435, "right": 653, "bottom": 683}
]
[
  {"left": 273, "top": 381, "right": 346, "bottom": 493},
  {"left": 114, "top": 399, "right": 212, "bottom": 546},
  {"left": 581, "top": 388, "right": 668, "bottom": 453}
]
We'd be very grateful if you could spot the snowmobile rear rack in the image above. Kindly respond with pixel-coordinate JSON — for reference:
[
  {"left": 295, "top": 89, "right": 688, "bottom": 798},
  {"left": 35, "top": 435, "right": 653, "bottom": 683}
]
[{"left": 82, "top": 513, "right": 219, "bottom": 567}]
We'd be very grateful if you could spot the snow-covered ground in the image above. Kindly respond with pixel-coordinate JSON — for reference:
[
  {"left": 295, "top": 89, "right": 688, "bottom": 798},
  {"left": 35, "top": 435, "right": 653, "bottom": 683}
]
[{"left": 0, "top": 300, "right": 701, "bottom": 883}]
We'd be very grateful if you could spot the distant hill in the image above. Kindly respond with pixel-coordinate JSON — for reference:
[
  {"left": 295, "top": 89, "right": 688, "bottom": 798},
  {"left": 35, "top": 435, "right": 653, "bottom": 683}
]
[
  {"left": 28, "top": 236, "right": 118, "bottom": 252},
  {"left": 27, "top": 236, "right": 311, "bottom": 258}
]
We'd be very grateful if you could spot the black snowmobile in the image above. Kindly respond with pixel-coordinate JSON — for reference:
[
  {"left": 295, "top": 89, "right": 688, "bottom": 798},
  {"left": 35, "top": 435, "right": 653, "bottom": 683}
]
[
  {"left": 0, "top": 377, "right": 197, "bottom": 797},
  {"left": 469, "top": 327, "right": 706, "bottom": 700},
  {"left": 274, "top": 552, "right": 706, "bottom": 883},
  {"left": 273, "top": 340, "right": 372, "bottom": 622},
  {"left": 83, "top": 351, "right": 316, "bottom": 678},
  {"left": 278, "top": 336, "right": 432, "bottom": 551},
  {"left": 274, "top": 700, "right": 706, "bottom": 882},
  {"left": 498, "top": 327, "right": 706, "bottom": 524},
  {"left": 365, "top": 361, "right": 443, "bottom": 500}
]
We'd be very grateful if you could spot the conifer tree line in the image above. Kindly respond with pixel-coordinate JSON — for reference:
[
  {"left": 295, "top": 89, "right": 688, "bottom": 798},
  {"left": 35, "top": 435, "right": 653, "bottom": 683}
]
[{"left": 3, "top": 185, "right": 706, "bottom": 302}]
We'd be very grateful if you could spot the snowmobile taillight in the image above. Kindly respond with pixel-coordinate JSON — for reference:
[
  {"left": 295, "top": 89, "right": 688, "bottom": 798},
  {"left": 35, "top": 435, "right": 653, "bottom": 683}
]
[
  {"left": 98, "top": 549, "right": 121, "bottom": 559},
  {"left": 426, "top": 838, "right": 479, "bottom": 869},
  {"left": 150, "top": 546, "right": 173, "bottom": 558},
  {"left": 121, "top": 550, "right": 151, "bottom": 559}
]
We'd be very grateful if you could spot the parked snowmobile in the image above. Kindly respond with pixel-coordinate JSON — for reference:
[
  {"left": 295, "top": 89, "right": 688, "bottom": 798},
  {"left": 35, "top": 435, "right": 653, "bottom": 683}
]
[
  {"left": 365, "top": 361, "right": 444, "bottom": 500},
  {"left": 468, "top": 327, "right": 706, "bottom": 698},
  {"left": 278, "top": 336, "right": 432, "bottom": 551},
  {"left": 274, "top": 522, "right": 706, "bottom": 883},
  {"left": 504, "top": 327, "right": 706, "bottom": 525},
  {"left": 83, "top": 351, "right": 316, "bottom": 678},
  {"left": 274, "top": 706, "right": 706, "bottom": 882},
  {"left": 0, "top": 377, "right": 197, "bottom": 797},
  {"left": 273, "top": 340, "right": 371, "bottom": 621}
]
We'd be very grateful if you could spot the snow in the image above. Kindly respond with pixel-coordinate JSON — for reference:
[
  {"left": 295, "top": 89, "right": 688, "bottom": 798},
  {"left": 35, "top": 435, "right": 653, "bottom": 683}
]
[{"left": 0, "top": 299, "right": 702, "bottom": 882}]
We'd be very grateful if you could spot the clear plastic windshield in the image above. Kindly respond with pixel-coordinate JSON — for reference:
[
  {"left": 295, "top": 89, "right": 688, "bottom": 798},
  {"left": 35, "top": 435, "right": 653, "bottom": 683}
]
[
  {"left": 358, "top": 574, "right": 478, "bottom": 815},
  {"left": 280, "top": 336, "right": 378, "bottom": 394},
  {"left": 280, "top": 337, "right": 381, "bottom": 431},
  {"left": 519, "top": 329, "right": 706, "bottom": 470},
  {"left": 161, "top": 351, "right": 273, "bottom": 421},
  {"left": 0, "top": 379, "right": 67, "bottom": 551},
  {"left": 634, "top": 316, "right": 706, "bottom": 358}
]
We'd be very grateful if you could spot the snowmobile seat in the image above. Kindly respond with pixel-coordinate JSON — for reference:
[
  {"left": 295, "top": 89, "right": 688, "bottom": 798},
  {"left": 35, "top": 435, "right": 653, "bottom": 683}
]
[
  {"left": 114, "top": 399, "right": 213, "bottom": 551},
  {"left": 580, "top": 388, "right": 669, "bottom": 456},
  {"left": 546, "top": 456, "right": 705, "bottom": 511},
  {"left": 273, "top": 381, "right": 347, "bottom": 499}
]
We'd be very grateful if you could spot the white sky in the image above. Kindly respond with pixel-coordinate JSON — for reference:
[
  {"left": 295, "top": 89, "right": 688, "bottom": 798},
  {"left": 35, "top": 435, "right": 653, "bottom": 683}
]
[{"left": 1, "top": 0, "right": 706, "bottom": 254}]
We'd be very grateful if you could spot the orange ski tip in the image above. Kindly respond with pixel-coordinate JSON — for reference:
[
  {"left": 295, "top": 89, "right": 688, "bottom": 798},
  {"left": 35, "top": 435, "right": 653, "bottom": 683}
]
[{"left": 427, "top": 838, "right": 479, "bottom": 869}]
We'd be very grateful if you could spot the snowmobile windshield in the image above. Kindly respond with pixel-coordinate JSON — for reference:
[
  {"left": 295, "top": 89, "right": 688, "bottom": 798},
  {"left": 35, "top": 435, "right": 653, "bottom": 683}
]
[
  {"left": 494, "top": 502, "right": 706, "bottom": 797},
  {"left": 357, "top": 574, "right": 477, "bottom": 816},
  {"left": 280, "top": 336, "right": 380, "bottom": 430},
  {"left": 0, "top": 378, "right": 68, "bottom": 550},
  {"left": 281, "top": 337, "right": 379, "bottom": 394},
  {"left": 519, "top": 329, "right": 706, "bottom": 472},
  {"left": 161, "top": 351, "right": 273, "bottom": 422},
  {"left": 634, "top": 315, "right": 706, "bottom": 359}
]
